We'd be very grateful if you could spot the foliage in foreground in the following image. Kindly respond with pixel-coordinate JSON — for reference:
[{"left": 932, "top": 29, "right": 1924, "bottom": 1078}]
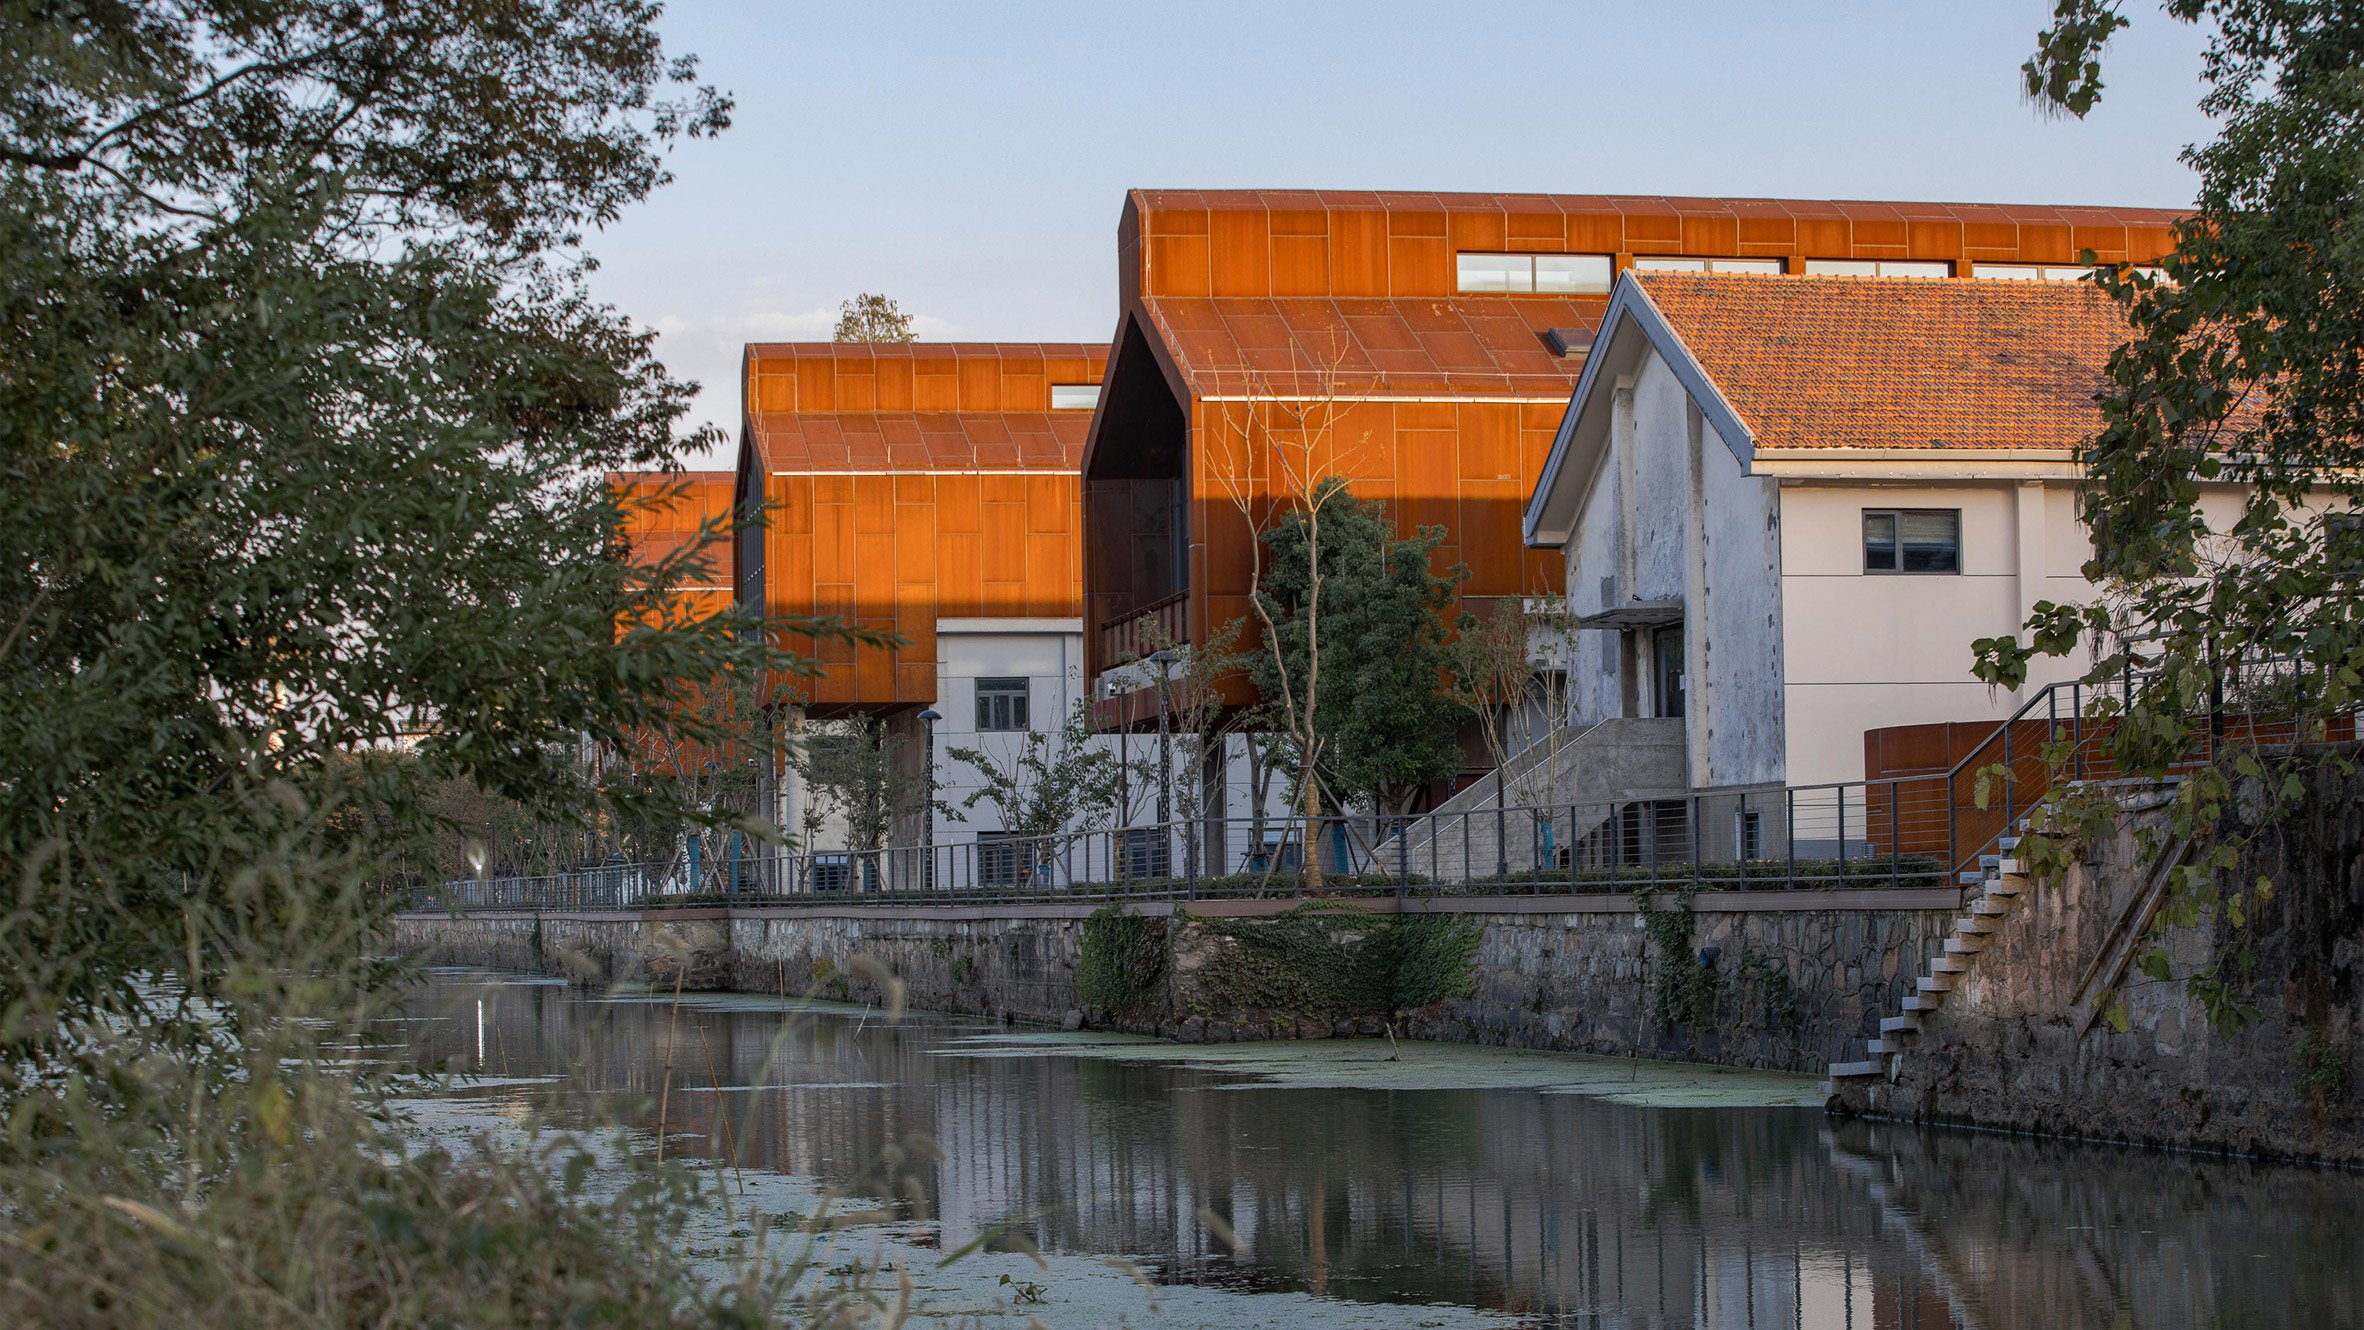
[
  {"left": 0, "top": 2, "right": 877, "bottom": 1323},
  {"left": 1983, "top": 1, "right": 2364, "bottom": 1028}
]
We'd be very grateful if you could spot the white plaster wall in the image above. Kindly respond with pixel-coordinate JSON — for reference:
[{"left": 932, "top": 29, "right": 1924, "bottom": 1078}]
[
  {"left": 1564, "top": 470, "right": 1624, "bottom": 729},
  {"left": 780, "top": 621, "right": 1285, "bottom": 869},
  {"left": 1694, "top": 412, "right": 1784, "bottom": 787},
  {"left": 1626, "top": 358, "right": 1693, "bottom": 606},
  {"left": 929, "top": 621, "right": 1093, "bottom": 836},
  {"left": 1555, "top": 349, "right": 1784, "bottom": 787},
  {"left": 1780, "top": 482, "right": 2069, "bottom": 785}
]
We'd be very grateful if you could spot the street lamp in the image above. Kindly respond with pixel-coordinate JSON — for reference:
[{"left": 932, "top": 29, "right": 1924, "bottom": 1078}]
[
  {"left": 1148, "top": 650, "right": 1175, "bottom": 879},
  {"left": 917, "top": 708, "right": 941, "bottom": 891}
]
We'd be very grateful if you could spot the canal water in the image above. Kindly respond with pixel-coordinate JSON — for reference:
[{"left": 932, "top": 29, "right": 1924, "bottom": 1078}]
[{"left": 393, "top": 968, "right": 2363, "bottom": 1328}]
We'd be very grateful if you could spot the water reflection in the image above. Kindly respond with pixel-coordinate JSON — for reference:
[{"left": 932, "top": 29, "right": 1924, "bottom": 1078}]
[{"left": 397, "top": 970, "right": 2364, "bottom": 1328}]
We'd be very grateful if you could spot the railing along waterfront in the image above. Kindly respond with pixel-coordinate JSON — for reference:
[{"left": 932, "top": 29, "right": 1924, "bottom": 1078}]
[
  {"left": 406, "top": 774, "right": 1968, "bottom": 912},
  {"left": 404, "top": 673, "right": 2353, "bottom": 916}
]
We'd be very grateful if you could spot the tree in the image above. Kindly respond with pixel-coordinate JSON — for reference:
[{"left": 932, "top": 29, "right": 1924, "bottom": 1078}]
[
  {"left": 943, "top": 699, "right": 1130, "bottom": 883},
  {"left": 834, "top": 291, "right": 917, "bottom": 342},
  {"left": 617, "top": 665, "right": 799, "bottom": 887},
  {"left": 0, "top": 2, "right": 862, "bottom": 1320},
  {"left": 1447, "top": 596, "right": 1580, "bottom": 802},
  {"left": 1976, "top": 1, "right": 2364, "bottom": 1028},
  {"left": 1257, "top": 478, "right": 1469, "bottom": 819},
  {"left": 791, "top": 715, "right": 930, "bottom": 857},
  {"left": 1202, "top": 353, "right": 1370, "bottom": 887}
]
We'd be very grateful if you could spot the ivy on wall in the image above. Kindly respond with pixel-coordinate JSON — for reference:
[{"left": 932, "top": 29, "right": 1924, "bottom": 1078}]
[
  {"left": 1636, "top": 887, "right": 1717, "bottom": 1028},
  {"left": 1072, "top": 903, "right": 1482, "bottom": 1026},
  {"left": 1187, "top": 903, "right": 1481, "bottom": 1023},
  {"left": 1075, "top": 907, "right": 1172, "bottom": 1015}
]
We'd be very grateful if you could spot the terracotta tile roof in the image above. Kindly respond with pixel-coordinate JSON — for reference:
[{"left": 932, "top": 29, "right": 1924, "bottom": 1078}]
[
  {"left": 741, "top": 342, "right": 1106, "bottom": 473},
  {"left": 1632, "top": 272, "right": 2135, "bottom": 451},
  {"left": 1140, "top": 295, "right": 1597, "bottom": 397}
]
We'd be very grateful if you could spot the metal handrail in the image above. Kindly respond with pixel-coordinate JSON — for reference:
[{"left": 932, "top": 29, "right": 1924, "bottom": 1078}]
[
  {"left": 401, "top": 772, "right": 1975, "bottom": 913},
  {"left": 1097, "top": 590, "right": 1189, "bottom": 668}
]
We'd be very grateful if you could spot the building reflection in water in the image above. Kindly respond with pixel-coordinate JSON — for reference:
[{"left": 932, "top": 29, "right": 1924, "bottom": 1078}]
[{"left": 400, "top": 972, "right": 2363, "bottom": 1329}]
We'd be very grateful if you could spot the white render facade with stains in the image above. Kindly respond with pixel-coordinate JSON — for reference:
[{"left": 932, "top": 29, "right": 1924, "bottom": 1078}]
[{"left": 1520, "top": 274, "right": 2242, "bottom": 792}]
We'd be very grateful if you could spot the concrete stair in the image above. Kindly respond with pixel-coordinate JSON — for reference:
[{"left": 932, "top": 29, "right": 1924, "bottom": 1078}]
[{"left": 1828, "top": 819, "right": 2034, "bottom": 1086}]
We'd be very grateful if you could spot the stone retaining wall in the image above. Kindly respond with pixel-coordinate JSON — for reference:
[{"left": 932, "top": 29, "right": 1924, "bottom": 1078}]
[
  {"left": 393, "top": 889, "right": 1960, "bottom": 1075},
  {"left": 1405, "top": 893, "right": 1958, "bottom": 1074},
  {"left": 1850, "top": 759, "right": 2364, "bottom": 1164}
]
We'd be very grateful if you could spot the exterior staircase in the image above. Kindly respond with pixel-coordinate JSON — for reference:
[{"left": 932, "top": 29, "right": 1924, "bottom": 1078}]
[{"left": 1825, "top": 819, "right": 2034, "bottom": 1092}]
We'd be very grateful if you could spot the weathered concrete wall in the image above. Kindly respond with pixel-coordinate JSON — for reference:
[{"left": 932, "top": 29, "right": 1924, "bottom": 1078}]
[
  {"left": 1853, "top": 759, "right": 2364, "bottom": 1164},
  {"left": 1402, "top": 890, "right": 1957, "bottom": 1074}
]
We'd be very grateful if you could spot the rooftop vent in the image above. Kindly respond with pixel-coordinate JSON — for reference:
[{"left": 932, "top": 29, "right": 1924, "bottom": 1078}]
[{"left": 1544, "top": 327, "right": 1595, "bottom": 359}]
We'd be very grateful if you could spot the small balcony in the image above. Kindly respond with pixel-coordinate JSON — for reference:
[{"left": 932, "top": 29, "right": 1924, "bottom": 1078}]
[{"left": 1098, "top": 590, "right": 1187, "bottom": 671}]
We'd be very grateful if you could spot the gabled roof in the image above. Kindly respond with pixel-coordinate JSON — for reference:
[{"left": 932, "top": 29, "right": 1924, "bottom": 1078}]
[
  {"left": 1139, "top": 295, "right": 1595, "bottom": 398},
  {"left": 742, "top": 343, "right": 1107, "bottom": 473},
  {"left": 1637, "top": 271, "right": 2132, "bottom": 452},
  {"left": 1525, "top": 273, "right": 2139, "bottom": 544}
]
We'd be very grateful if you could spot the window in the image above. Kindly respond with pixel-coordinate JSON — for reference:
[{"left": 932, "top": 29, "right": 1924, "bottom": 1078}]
[
  {"left": 975, "top": 677, "right": 1030, "bottom": 732},
  {"left": 810, "top": 854, "right": 852, "bottom": 894},
  {"left": 1735, "top": 809, "right": 1763, "bottom": 860},
  {"left": 2329, "top": 511, "right": 2364, "bottom": 578},
  {"left": 976, "top": 833, "right": 1040, "bottom": 887},
  {"left": 1050, "top": 384, "right": 1100, "bottom": 410},
  {"left": 1456, "top": 252, "right": 1613, "bottom": 295},
  {"left": 1120, "top": 827, "right": 1170, "bottom": 879},
  {"left": 1630, "top": 256, "right": 1785, "bottom": 274},
  {"left": 1973, "top": 262, "right": 2170, "bottom": 283},
  {"left": 1801, "top": 259, "right": 1954, "bottom": 279},
  {"left": 1863, "top": 509, "right": 1961, "bottom": 574},
  {"left": 1974, "top": 262, "right": 2091, "bottom": 282}
]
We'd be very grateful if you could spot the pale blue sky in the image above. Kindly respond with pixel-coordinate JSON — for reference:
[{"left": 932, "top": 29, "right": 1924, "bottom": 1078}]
[{"left": 595, "top": 2, "right": 2214, "bottom": 459}]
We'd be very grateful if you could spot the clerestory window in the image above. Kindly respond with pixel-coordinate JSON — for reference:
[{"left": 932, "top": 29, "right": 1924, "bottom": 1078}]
[
  {"left": 1456, "top": 252, "right": 1614, "bottom": 295},
  {"left": 1630, "top": 256, "right": 1785, "bottom": 274},
  {"left": 1802, "top": 259, "right": 1954, "bottom": 279}
]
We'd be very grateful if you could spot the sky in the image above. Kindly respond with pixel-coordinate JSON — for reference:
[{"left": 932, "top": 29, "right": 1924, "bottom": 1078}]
[{"left": 587, "top": 1, "right": 2217, "bottom": 463}]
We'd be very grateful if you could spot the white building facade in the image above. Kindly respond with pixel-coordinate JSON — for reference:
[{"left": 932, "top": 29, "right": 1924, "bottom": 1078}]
[
  {"left": 1523, "top": 270, "right": 2245, "bottom": 793},
  {"left": 783, "top": 619, "right": 1281, "bottom": 885}
]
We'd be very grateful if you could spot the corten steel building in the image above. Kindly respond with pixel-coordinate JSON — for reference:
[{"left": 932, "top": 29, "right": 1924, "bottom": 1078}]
[
  {"left": 734, "top": 342, "right": 1134, "bottom": 860},
  {"left": 611, "top": 469, "right": 738, "bottom": 624},
  {"left": 734, "top": 342, "right": 1106, "bottom": 706},
  {"left": 1078, "top": 190, "right": 2182, "bottom": 746}
]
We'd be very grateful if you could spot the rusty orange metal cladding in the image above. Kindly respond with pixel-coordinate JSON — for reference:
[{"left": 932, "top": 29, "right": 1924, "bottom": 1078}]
[
  {"left": 738, "top": 342, "right": 1110, "bottom": 712},
  {"left": 1081, "top": 189, "right": 2185, "bottom": 710},
  {"left": 609, "top": 469, "right": 737, "bottom": 630}
]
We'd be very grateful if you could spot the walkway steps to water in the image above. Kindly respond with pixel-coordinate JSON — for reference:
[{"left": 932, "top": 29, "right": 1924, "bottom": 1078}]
[{"left": 1829, "top": 817, "right": 2036, "bottom": 1089}]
